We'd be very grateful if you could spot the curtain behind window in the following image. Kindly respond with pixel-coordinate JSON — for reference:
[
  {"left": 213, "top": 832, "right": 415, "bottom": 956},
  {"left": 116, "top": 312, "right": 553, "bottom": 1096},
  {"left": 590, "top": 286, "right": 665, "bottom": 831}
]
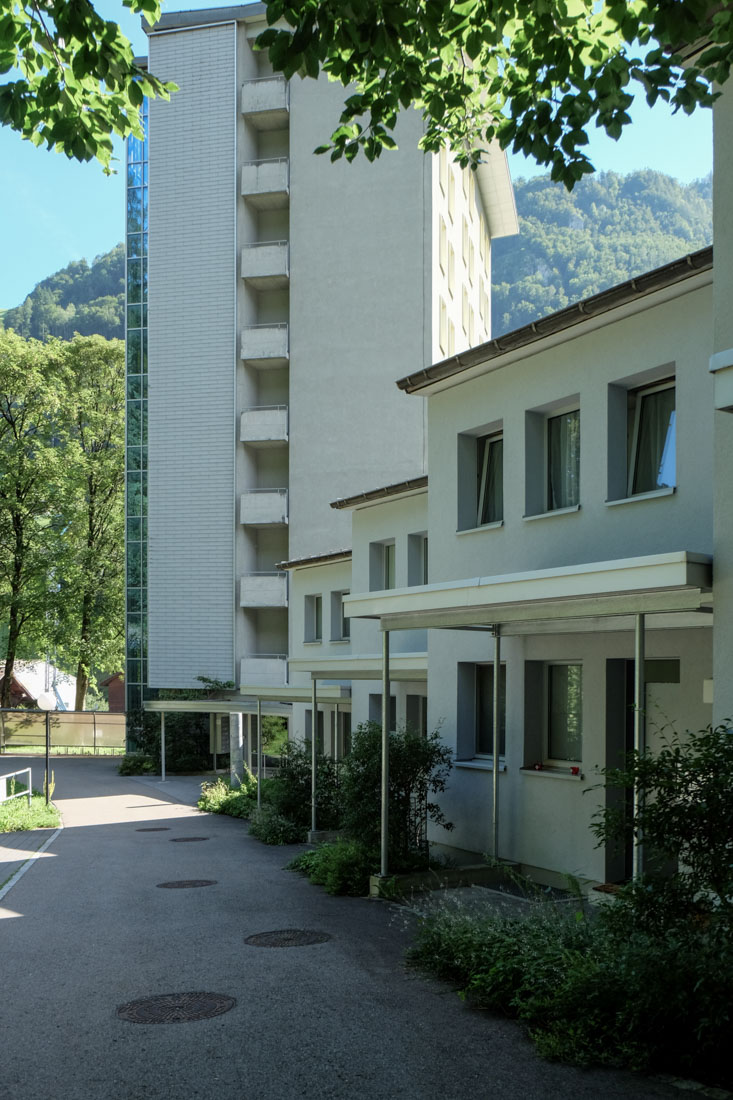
[
  {"left": 547, "top": 410, "right": 580, "bottom": 509},
  {"left": 633, "top": 388, "right": 675, "bottom": 494}
]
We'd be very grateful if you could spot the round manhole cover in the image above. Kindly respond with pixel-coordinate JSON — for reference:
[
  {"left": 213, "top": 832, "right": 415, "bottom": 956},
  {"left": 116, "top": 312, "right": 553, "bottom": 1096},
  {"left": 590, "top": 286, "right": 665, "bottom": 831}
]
[
  {"left": 170, "top": 837, "right": 209, "bottom": 843},
  {"left": 136, "top": 827, "right": 171, "bottom": 832},
  {"left": 156, "top": 880, "right": 217, "bottom": 889},
  {"left": 244, "top": 929, "right": 331, "bottom": 948},
  {"left": 117, "top": 992, "right": 236, "bottom": 1024}
]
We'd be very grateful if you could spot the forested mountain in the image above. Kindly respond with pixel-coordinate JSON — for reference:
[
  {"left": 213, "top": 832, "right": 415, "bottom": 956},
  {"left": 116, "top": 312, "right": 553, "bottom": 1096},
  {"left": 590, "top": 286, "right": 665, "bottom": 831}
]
[
  {"left": 0, "top": 170, "right": 713, "bottom": 345},
  {"left": 492, "top": 169, "right": 712, "bottom": 336},
  {"left": 3, "top": 244, "right": 124, "bottom": 341}
]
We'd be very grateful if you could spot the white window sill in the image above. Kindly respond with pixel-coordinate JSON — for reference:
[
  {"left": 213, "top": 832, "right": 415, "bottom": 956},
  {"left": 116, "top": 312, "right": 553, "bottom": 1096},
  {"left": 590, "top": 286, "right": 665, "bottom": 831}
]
[
  {"left": 303, "top": 640, "right": 323, "bottom": 647},
  {"left": 455, "top": 759, "right": 507, "bottom": 772},
  {"left": 523, "top": 504, "right": 581, "bottom": 522},
  {"left": 520, "top": 766, "right": 584, "bottom": 781},
  {"left": 329, "top": 638, "right": 350, "bottom": 646},
  {"left": 456, "top": 520, "right": 504, "bottom": 536},
  {"left": 605, "top": 487, "right": 675, "bottom": 507}
]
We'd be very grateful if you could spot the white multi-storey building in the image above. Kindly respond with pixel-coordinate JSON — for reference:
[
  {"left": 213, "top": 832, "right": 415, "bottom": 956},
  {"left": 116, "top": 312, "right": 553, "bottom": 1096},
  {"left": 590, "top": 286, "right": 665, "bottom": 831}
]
[{"left": 125, "top": 3, "right": 517, "bottom": 712}]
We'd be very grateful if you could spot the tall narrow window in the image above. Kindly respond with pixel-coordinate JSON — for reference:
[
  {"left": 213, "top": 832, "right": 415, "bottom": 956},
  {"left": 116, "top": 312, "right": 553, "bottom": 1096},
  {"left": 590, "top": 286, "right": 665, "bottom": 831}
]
[
  {"left": 383, "top": 542, "right": 395, "bottom": 589},
  {"left": 476, "top": 664, "right": 506, "bottom": 756},
  {"left": 547, "top": 664, "right": 582, "bottom": 761},
  {"left": 330, "top": 590, "right": 350, "bottom": 640},
  {"left": 628, "top": 382, "right": 675, "bottom": 495},
  {"left": 547, "top": 409, "right": 580, "bottom": 510},
  {"left": 305, "top": 595, "right": 322, "bottom": 642},
  {"left": 477, "top": 433, "right": 504, "bottom": 525}
]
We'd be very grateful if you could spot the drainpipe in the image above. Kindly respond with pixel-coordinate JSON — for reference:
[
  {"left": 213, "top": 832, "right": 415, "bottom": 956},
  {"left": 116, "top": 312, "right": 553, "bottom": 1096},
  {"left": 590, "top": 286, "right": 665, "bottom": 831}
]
[
  {"left": 160, "top": 712, "right": 166, "bottom": 782},
  {"left": 492, "top": 626, "right": 501, "bottom": 861},
  {"left": 632, "top": 613, "right": 646, "bottom": 879},
  {"left": 256, "top": 698, "right": 262, "bottom": 808},
  {"left": 380, "top": 629, "right": 390, "bottom": 878},
  {"left": 311, "top": 678, "right": 318, "bottom": 834},
  {"left": 230, "top": 712, "right": 243, "bottom": 785}
]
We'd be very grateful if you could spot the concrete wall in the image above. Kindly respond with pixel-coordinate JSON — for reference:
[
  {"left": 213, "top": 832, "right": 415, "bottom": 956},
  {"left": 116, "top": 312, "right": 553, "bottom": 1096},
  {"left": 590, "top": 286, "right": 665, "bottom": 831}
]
[
  {"left": 427, "top": 281, "right": 714, "bottom": 584},
  {"left": 287, "top": 81, "right": 429, "bottom": 560},
  {"left": 147, "top": 23, "right": 237, "bottom": 687}
]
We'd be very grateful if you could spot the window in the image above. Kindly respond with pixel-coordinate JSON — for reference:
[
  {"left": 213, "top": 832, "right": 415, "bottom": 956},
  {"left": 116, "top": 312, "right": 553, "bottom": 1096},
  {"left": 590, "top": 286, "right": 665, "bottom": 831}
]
[
  {"left": 304, "top": 594, "right": 322, "bottom": 642},
  {"left": 546, "top": 663, "right": 582, "bottom": 762},
  {"left": 439, "top": 218, "right": 447, "bottom": 272},
  {"left": 439, "top": 297, "right": 448, "bottom": 356},
  {"left": 462, "top": 216, "right": 469, "bottom": 256},
  {"left": 448, "top": 244, "right": 456, "bottom": 296},
  {"left": 406, "top": 694, "right": 428, "bottom": 736},
  {"left": 448, "top": 320, "right": 456, "bottom": 356},
  {"left": 369, "top": 693, "right": 397, "bottom": 730},
  {"left": 475, "top": 664, "right": 506, "bottom": 756},
  {"left": 330, "top": 590, "right": 350, "bottom": 640},
  {"left": 462, "top": 287, "right": 470, "bottom": 334},
  {"left": 408, "top": 533, "right": 428, "bottom": 586},
  {"left": 439, "top": 146, "right": 448, "bottom": 194},
  {"left": 448, "top": 172, "right": 456, "bottom": 219},
  {"left": 468, "top": 306, "right": 475, "bottom": 346},
  {"left": 369, "top": 540, "right": 396, "bottom": 591},
  {"left": 627, "top": 381, "right": 675, "bottom": 495},
  {"left": 547, "top": 409, "right": 580, "bottom": 510},
  {"left": 477, "top": 433, "right": 503, "bottom": 526},
  {"left": 469, "top": 171, "right": 476, "bottom": 209},
  {"left": 469, "top": 241, "right": 475, "bottom": 284}
]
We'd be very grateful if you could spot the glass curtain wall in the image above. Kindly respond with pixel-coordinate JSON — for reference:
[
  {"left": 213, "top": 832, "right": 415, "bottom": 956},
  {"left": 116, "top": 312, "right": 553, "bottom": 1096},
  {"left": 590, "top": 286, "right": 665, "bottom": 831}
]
[{"left": 125, "top": 104, "right": 148, "bottom": 715}]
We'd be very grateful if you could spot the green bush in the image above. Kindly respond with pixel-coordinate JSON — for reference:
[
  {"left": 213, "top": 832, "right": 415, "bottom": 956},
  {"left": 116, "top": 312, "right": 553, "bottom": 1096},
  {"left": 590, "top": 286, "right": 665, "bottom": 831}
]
[
  {"left": 266, "top": 741, "right": 343, "bottom": 830},
  {"left": 287, "top": 840, "right": 376, "bottom": 896},
  {"left": 248, "top": 806, "right": 307, "bottom": 845},
  {"left": 118, "top": 752, "right": 156, "bottom": 776},
  {"left": 198, "top": 771, "right": 257, "bottom": 818},
  {"left": 341, "top": 722, "right": 453, "bottom": 869},
  {"left": 408, "top": 887, "right": 733, "bottom": 1088}
]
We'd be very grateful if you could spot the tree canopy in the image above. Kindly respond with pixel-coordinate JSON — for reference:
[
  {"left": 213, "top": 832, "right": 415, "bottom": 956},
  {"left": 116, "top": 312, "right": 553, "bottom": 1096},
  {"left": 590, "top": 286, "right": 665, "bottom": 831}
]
[
  {"left": 0, "top": 0, "right": 174, "bottom": 169},
  {"left": 259, "top": 0, "right": 733, "bottom": 188}
]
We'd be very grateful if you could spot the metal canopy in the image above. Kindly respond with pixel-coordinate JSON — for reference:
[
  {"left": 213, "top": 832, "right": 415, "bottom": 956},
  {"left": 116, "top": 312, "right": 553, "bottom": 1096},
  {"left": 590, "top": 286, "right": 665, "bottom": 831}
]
[
  {"left": 238, "top": 685, "right": 351, "bottom": 704},
  {"left": 144, "top": 698, "right": 289, "bottom": 715},
  {"left": 288, "top": 654, "right": 427, "bottom": 682}
]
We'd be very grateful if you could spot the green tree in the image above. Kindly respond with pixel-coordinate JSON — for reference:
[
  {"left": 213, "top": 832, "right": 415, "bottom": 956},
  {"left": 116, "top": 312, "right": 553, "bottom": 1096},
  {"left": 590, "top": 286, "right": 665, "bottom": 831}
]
[
  {"left": 0, "top": 0, "right": 175, "bottom": 169},
  {"left": 259, "top": 0, "right": 733, "bottom": 187},
  {"left": 0, "top": 331, "right": 67, "bottom": 707},
  {"left": 56, "top": 336, "right": 125, "bottom": 710}
]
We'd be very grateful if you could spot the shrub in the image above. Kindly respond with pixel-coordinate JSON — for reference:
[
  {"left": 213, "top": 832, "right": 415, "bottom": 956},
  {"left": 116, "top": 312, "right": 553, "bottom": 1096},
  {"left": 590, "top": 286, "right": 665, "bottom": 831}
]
[
  {"left": 287, "top": 840, "right": 376, "bottom": 896},
  {"left": 198, "top": 770, "right": 257, "bottom": 818},
  {"left": 248, "top": 806, "right": 307, "bottom": 845},
  {"left": 266, "top": 741, "right": 343, "bottom": 830},
  {"left": 341, "top": 722, "right": 453, "bottom": 869},
  {"left": 118, "top": 752, "right": 156, "bottom": 776}
]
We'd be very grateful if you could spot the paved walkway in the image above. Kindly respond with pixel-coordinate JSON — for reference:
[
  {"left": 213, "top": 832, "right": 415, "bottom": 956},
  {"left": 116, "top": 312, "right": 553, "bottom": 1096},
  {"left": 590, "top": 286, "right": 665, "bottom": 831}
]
[{"left": 0, "top": 756, "right": 687, "bottom": 1100}]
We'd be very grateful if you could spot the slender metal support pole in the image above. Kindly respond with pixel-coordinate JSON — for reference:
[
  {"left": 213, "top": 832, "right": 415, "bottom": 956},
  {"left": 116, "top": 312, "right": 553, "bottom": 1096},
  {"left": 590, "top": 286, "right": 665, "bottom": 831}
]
[
  {"left": 492, "top": 626, "right": 501, "bottom": 860},
  {"left": 256, "top": 699, "right": 262, "bottom": 808},
  {"left": 334, "top": 702, "right": 339, "bottom": 763},
  {"left": 160, "top": 712, "right": 166, "bottom": 782},
  {"left": 230, "top": 712, "right": 243, "bottom": 785},
  {"left": 380, "top": 630, "right": 390, "bottom": 878},
  {"left": 632, "top": 613, "right": 646, "bottom": 879},
  {"left": 45, "top": 710, "right": 51, "bottom": 806},
  {"left": 311, "top": 678, "right": 318, "bottom": 834}
]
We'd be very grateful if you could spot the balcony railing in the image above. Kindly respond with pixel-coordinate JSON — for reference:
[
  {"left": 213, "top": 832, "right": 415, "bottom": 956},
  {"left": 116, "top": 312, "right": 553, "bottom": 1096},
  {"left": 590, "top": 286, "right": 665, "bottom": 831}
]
[
  {"left": 241, "top": 240, "right": 289, "bottom": 289},
  {"left": 241, "top": 76, "right": 289, "bottom": 128},
  {"left": 241, "top": 158, "right": 289, "bottom": 209},
  {"left": 240, "top": 323, "right": 289, "bottom": 367},
  {"left": 240, "top": 405, "right": 288, "bottom": 446},
  {"left": 240, "top": 654, "right": 288, "bottom": 687},
  {"left": 240, "top": 488, "right": 288, "bottom": 526},
  {"left": 240, "top": 572, "right": 288, "bottom": 608}
]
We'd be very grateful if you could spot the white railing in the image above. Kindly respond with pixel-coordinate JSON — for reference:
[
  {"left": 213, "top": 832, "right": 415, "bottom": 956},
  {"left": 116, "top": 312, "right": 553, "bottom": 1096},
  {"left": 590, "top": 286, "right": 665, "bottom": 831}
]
[{"left": 0, "top": 767, "right": 31, "bottom": 807}]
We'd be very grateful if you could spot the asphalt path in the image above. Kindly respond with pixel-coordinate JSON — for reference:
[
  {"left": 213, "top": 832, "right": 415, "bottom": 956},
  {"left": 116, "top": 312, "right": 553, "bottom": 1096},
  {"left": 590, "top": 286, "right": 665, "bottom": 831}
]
[{"left": 0, "top": 756, "right": 684, "bottom": 1100}]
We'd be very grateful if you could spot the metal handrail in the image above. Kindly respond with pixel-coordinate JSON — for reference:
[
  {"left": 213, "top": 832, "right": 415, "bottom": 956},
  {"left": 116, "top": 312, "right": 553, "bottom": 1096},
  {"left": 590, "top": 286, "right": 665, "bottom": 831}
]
[
  {"left": 244, "top": 239, "right": 288, "bottom": 249},
  {"left": 242, "top": 322, "right": 288, "bottom": 330},
  {"left": 242, "top": 157, "right": 289, "bottom": 166},
  {"left": 241, "top": 487, "right": 288, "bottom": 495},
  {"left": 242, "top": 74, "right": 287, "bottom": 85},
  {"left": 241, "top": 405, "right": 288, "bottom": 413},
  {"left": 1, "top": 767, "right": 32, "bottom": 807}
]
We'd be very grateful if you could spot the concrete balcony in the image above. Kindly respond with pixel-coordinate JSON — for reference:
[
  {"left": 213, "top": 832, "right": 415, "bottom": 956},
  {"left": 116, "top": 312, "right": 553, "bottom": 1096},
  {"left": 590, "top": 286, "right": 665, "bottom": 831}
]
[
  {"left": 240, "top": 405, "right": 288, "bottom": 447},
  {"left": 240, "top": 488, "right": 288, "bottom": 526},
  {"left": 240, "top": 572, "right": 288, "bottom": 609},
  {"left": 240, "top": 654, "right": 288, "bottom": 687},
  {"left": 241, "top": 158, "right": 289, "bottom": 209},
  {"left": 241, "top": 76, "right": 289, "bottom": 129},
  {"left": 241, "top": 241, "right": 289, "bottom": 289},
  {"left": 240, "top": 323, "right": 289, "bottom": 369}
]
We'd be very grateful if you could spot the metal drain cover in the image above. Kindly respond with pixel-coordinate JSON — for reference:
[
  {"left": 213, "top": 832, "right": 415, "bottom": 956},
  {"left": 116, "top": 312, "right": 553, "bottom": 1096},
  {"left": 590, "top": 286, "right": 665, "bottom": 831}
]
[
  {"left": 117, "top": 992, "right": 235, "bottom": 1024},
  {"left": 244, "top": 929, "right": 331, "bottom": 948},
  {"left": 170, "top": 837, "right": 209, "bottom": 842},
  {"left": 136, "top": 827, "right": 171, "bottom": 832},
  {"left": 156, "top": 880, "right": 217, "bottom": 889}
]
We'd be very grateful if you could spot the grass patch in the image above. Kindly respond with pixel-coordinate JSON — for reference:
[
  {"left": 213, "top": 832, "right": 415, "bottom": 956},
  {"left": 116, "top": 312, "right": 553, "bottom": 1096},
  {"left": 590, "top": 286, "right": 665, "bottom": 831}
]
[{"left": 0, "top": 789, "right": 61, "bottom": 832}]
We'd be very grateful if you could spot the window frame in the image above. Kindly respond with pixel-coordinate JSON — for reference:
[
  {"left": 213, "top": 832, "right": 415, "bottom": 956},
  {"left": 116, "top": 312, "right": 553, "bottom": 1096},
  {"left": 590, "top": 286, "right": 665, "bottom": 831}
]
[
  {"left": 545, "top": 407, "right": 580, "bottom": 512},
  {"left": 304, "top": 593, "right": 323, "bottom": 643},
  {"left": 626, "top": 378, "right": 676, "bottom": 497},
  {"left": 476, "top": 431, "right": 504, "bottom": 527},
  {"left": 330, "top": 590, "right": 350, "bottom": 641},
  {"left": 474, "top": 662, "right": 507, "bottom": 759}
]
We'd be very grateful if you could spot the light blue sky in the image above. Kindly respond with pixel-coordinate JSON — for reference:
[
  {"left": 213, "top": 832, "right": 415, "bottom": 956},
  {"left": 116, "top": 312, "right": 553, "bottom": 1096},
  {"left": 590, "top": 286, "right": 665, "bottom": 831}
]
[{"left": 0, "top": 1, "right": 714, "bottom": 310}]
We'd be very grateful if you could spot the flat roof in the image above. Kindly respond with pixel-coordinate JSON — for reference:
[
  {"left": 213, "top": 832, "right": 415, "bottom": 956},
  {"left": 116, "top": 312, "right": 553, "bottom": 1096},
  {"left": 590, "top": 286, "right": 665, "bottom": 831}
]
[
  {"left": 397, "top": 246, "right": 713, "bottom": 395},
  {"left": 331, "top": 476, "right": 428, "bottom": 511},
  {"left": 150, "top": 3, "right": 265, "bottom": 32}
]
